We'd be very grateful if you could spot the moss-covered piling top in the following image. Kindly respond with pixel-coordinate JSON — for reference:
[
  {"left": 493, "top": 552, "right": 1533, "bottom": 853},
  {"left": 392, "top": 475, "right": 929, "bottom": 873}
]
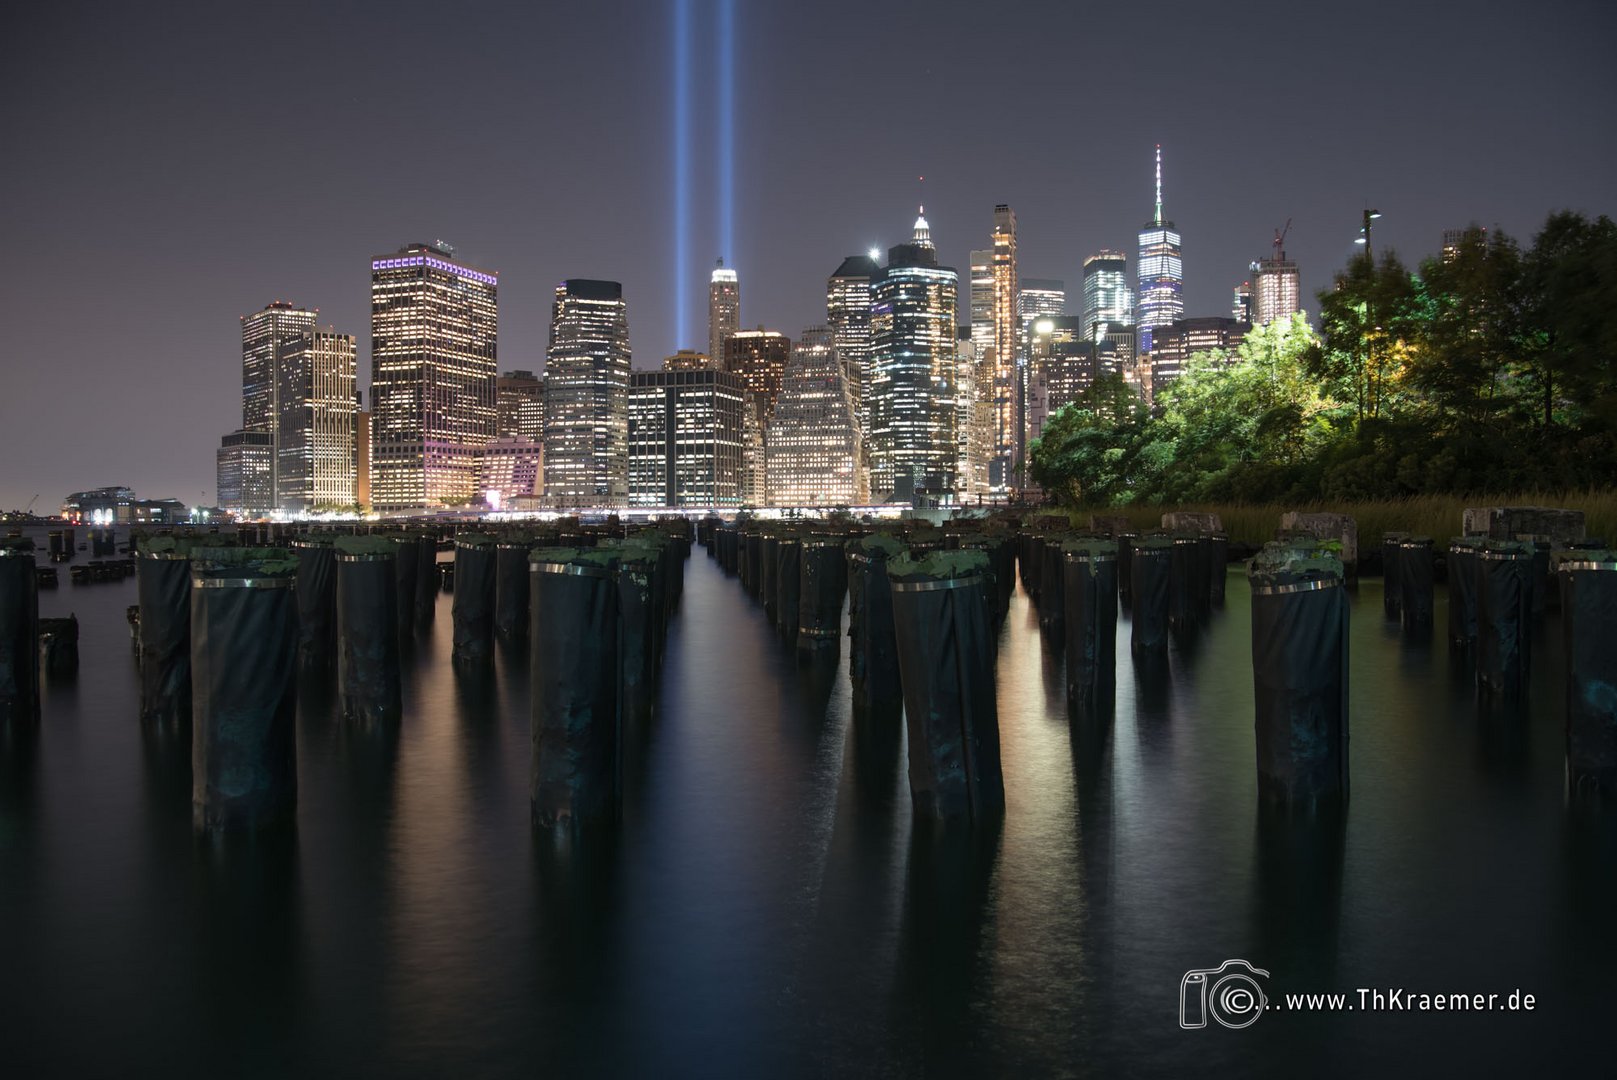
[
  {"left": 1061, "top": 537, "right": 1119, "bottom": 558},
  {"left": 137, "top": 534, "right": 221, "bottom": 557},
  {"left": 190, "top": 546, "right": 300, "bottom": 578},
  {"left": 528, "top": 547, "right": 621, "bottom": 571},
  {"left": 887, "top": 549, "right": 990, "bottom": 582},
  {"left": 1552, "top": 546, "right": 1617, "bottom": 568},
  {"left": 0, "top": 536, "right": 36, "bottom": 554},
  {"left": 454, "top": 532, "right": 496, "bottom": 549},
  {"left": 334, "top": 535, "right": 399, "bottom": 557},
  {"left": 848, "top": 533, "right": 906, "bottom": 560},
  {"left": 1134, "top": 534, "right": 1175, "bottom": 553},
  {"left": 1479, "top": 538, "right": 1535, "bottom": 555},
  {"left": 290, "top": 535, "right": 335, "bottom": 548},
  {"left": 1249, "top": 540, "right": 1344, "bottom": 582}
]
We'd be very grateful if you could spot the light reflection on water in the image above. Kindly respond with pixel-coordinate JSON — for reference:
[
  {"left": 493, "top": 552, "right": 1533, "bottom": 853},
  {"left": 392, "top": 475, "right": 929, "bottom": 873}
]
[{"left": 2, "top": 528, "right": 1615, "bottom": 1077}]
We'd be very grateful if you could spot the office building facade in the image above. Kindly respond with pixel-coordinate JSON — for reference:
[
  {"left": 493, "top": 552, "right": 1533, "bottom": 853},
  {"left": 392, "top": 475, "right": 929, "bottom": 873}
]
[
  {"left": 1136, "top": 146, "right": 1184, "bottom": 354},
  {"left": 628, "top": 369, "right": 747, "bottom": 508},
  {"left": 766, "top": 327, "right": 865, "bottom": 506},
  {"left": 369, "top": 243, "right": 498, "bottom": 511},
  {"left": 544, "top": 279, "right": 631, "bottom": 507}
]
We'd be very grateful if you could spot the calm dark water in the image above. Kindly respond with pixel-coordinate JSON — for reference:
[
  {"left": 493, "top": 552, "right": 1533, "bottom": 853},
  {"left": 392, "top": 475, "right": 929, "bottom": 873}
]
[{"left": 3, "top": 527, "right": 1614, "bottom": 1078}]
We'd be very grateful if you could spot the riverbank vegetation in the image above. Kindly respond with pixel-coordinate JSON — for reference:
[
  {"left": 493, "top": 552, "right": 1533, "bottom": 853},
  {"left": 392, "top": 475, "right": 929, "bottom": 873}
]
[{"left": 1028, "top": 212, "right": 1617, "bottom": 511}]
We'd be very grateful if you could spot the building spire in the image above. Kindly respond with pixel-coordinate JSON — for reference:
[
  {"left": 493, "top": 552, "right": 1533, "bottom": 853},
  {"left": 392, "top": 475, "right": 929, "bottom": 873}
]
[
  {"left": 1153, "top": 144, "right": 1163, "bottom": 226},
  {"left": 912, "top": 205, "right": 933, "bottom": 250}
]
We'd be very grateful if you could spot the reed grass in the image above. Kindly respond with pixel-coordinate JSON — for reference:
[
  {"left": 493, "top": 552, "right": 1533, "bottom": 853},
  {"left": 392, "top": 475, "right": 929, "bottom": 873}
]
[{"left": 1071, "top": 490, "right": 1617, "bottom": 548}]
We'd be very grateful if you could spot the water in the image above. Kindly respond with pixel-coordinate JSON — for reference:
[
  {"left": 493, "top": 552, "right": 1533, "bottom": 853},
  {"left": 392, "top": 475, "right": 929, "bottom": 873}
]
[{"left": 3, "top": 528, "right": 1614, "bottom": 1077}]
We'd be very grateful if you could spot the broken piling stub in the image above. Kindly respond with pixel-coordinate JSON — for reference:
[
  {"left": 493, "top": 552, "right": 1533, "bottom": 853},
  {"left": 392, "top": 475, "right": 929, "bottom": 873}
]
[
  {"left": 529, "top": 548, "right": 622, "bottom": 830},
  {"left": 0, "top": 537, "right": 39, "bottom": 725},
  {"left": 190, "top": 547, "right": 300, "bottom": 833},
  {"left": 1249, "top": 541, "right": 1350, "bottom": 811},
  {"left": 334, "top": 536, "right": 401, "bottom": 726},
  {"left": 1062, "top": 538, "right": 1118, "bottom": 724},
  {"left": 888, "top": 549, "right": 1004, "bottom": 825},
  {"left": 1559, "top": 548, "right": 1617, "bottom": 798}
]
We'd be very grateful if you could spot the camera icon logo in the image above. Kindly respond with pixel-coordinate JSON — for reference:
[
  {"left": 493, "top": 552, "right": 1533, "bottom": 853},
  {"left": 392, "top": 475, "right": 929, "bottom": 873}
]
[{"left": 1179, "top": 959, "right": 1270, "bottom": 1029}]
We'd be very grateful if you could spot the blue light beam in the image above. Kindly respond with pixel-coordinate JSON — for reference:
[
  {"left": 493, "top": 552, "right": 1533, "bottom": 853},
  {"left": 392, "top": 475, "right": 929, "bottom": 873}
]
[
  {"left": 673, "top": 0, "right": 692, "bottom": 348},
  {"left": 718, "top": 0, "right": 734, "bottom": 269}
]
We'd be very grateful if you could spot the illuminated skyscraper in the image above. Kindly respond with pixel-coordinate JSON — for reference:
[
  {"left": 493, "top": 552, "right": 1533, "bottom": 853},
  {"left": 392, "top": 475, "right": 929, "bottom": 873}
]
[
  {"left": 662, "top": 349, "right": 710, "bottom": 371},
  {"left": 369, "top": 243, "right": 498, "bottom": 511},
  {"left": 277, "top": 328, "right": 358, "bottom": 512},
  {"left": 969, "top": 249, "right": 994, "bottom": 356},
  {"left": 989, "top": 205, "right": 1019, "bottom": 492},
  {"left": 1251, "top": 233, "right": 1300, "bottom": 326},
  {"left": 955, "top": 325, "right": 992, "bottom": 502},
  {"left": 1017, "top": 279, "right": 1064, "bottom": 468},
  {"left": 1232, "top": 280, "right": 1253, "bottom": 324},
  {"left": 1082, "top": 251, "right": 1133, "bottom": 336},
  {"left": 216, "top": 429, "right": 274, "bottom": 515},
  {"left": 868, "top": 229, "right": 959, "bottom": 505},
  {"left": 766, "top": 327, "right": 864, "bottom": 506},
  {"left": 1149, "top": 317, "right": 1247, "bottom": 396},
  {"left": 240, "top": 300, "right": 317, "bottom": 506},
  {"left": 496, "top": 369, "right": 545, "bottom": 439},
  {"left": 544, "top": 279, "right": 630, "bottom": 507},
  {"left": 628, "top": 369, "right": 746, "bottom": 508},
  {"left": 1136, "top": 146, "right": 1184, "bottom": 354},
  {"left": 708, "top": 259, "right": 739, "bottom": 367},
  {"left": 721, "top": 328, "right": 792, "bottom": 417},
  {"left": 826, "top": 254, "right": 878, "bottom": 437}
]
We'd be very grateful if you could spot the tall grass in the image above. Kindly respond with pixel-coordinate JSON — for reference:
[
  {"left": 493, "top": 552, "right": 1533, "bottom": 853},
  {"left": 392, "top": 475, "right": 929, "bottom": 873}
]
[{"left": 1077, "top": 490, "right": 1617, "bottom": 548}]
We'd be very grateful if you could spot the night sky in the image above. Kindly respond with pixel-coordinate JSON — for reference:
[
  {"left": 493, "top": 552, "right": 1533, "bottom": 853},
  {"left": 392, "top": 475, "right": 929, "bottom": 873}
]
[{"left": 2, "top": 0, "right": 1613, "bottom": 510}]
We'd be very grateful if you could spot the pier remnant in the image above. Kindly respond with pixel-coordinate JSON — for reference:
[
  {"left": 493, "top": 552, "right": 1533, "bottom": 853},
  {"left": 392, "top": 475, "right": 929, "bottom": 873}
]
[
  {"left": 1249, "top": 541, "right": 1350, "bottom": 810},
  {"left": 190, "top": 547, "right": 299, "bottom": 832}
]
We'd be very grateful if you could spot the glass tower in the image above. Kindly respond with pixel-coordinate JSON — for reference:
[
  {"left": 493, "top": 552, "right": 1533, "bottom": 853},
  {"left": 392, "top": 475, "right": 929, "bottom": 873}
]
[
  {"left": 708, "top": 259, "right": 739, "bottom": 367},
  {"left": 544, "top": 279, "right": 630, "bottom": 508},
  {"left": 1136, "top": 146, "right": 1184, "bottom": 355},
  {"left": 826, "top": 254, "right": 878, "bottom": 443},
  {"left": 990, "top": 205, "right": 1018, "bottom": 493},
  {"left": 868, "top": 231, "right": 959, "bottom": 506},
  {"left": 369, "top": 243, "right": 498, "bottom": 511},
  {"left": 277, "top": 328, "right": 357, "bottom": 512},
  {"left": 1082, "top": 251, "right": 1133, "bottom": 337},
  {"left": 240, "top": 301, "right": 317, "bottom": 506}
]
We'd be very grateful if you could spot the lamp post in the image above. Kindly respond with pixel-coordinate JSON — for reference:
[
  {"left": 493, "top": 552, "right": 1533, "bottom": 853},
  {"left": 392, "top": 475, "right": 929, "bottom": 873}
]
[{"left": 1352, "top": 209, "right": 1383, "bottom": 421}]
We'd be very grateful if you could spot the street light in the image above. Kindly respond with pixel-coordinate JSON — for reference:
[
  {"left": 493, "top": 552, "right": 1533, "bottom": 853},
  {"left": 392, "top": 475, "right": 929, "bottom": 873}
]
[{"left": 1354, "top": 208, "right": 1383, "bottom": 262}]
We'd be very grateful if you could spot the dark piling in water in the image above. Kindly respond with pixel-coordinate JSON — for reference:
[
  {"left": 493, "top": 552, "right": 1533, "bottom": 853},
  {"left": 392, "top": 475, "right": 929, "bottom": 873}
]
[
  {"left": 335, "top": 537, "right": 401, "bottom": 726},
  {"left": 190, "top": 547, "right": 299, "bottom": 832},
  {"left": 1249, "top": 542, "right": 1350, "bottom": 811},
  {"left": 1397, "top": 537, "right": 1435, "bottom": 630},
  {"left": 1207, "top": 533, "right": 1229, "bottom": 605},
  {"left": 614, "top": 541, "right": 662, "bottom": 730},
  {"left": 1448, "top": 537, "right": 1483, "bottom": 650},
  {"left": 1382, "top": 531, "right": 1409, "bottom": 619},
  {"left": 414, "top": 535, "right": 437, "bottom": 629},
  {"left": 1476, "top": 540, "right": 1534, "bottom": 696},
  {"left": 797, "top": 535, "right": 847, "bottom": 658},
  {"left": 451, "top": 534, "right": 497, "bottom": 666},
  {"left": 776, "top": 535, "right": 801, "bottom": 647},
  {"left": 495, "top": 538, "right": 531, "bottom": 641},
  {"left": 1560, "top": 550, "right": 1617, "bottom": 798},
  {"left": 390, "top": 535, "right": 420, "bottom": 641},
  {"left": 530, "top": 548, "right": 622, "bottom": 830},
  {"left": 847, "top": 534, "right": 905, "bottom": 721},
  {"left": 0, "top": 538, "right": 39, "bottom": 724},
  {"left": 1130, "top": 535, "right": 1172, "bottom": 657},
  {"left": 1039, "top": 536, "right": 1067, "bottom": 649},
  {"left": 137, "top": 536, "right": 198, "bottom": 729},
  {"left": 1063, "top": 538, "right": 1118, "bottom": 725},
  {"left": 39, "top": 615, "right": 79, "bottom": 680},
  {"left": 889, "top": 549, "right": 1003, "bottom": 825},
  {"left": 292, "top": 538, "right": 336, "bottom": 669},
  {"left": 760, "top": 534, "right": 780, "bottom": 622}
]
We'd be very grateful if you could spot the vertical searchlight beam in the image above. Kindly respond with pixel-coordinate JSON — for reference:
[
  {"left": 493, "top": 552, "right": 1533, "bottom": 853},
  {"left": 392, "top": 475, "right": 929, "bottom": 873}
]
[
  {"left": 673, "top": 0, "right": 691, "bottom": 347},
  {"left": 719, "top": 0, "right": 735, "bottom": 265}
]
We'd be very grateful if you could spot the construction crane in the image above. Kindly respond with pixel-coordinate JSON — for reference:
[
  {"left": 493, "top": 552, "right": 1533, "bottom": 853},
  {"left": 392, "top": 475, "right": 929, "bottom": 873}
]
[
  {"left": 1272, "top": 219, "right": 1292, "bottom": 261},
  {"left": 25, "top": 494, "right": 38, "bottom": 514}
]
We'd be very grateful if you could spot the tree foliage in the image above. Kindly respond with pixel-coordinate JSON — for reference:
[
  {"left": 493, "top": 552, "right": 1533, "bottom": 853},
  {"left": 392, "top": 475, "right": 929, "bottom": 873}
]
[{"left": 1027, "top": 211, "right": 1617, "bottom": 506}]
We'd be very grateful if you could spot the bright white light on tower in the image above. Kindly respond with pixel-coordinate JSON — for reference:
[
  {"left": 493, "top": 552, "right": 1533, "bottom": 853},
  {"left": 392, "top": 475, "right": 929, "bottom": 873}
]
[{"left": 868, "top": 247, "right": 881, "bottom": 261}]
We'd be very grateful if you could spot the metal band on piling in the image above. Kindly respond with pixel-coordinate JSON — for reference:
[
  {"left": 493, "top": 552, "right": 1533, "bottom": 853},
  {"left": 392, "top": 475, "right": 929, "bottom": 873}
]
[
  {"left": 1558, "top": 561, "right": 1617, "bottom": 573},
  {"left": 1251, "top": 578, "right": 1341, "bottom": 597},
  {"left": 531, "top": 561, "right": 616, "bottom": 580},
  {"left": 191, "top": 577, "right": 298, "bottom": 590},
  {"left": 889, "top": 574, "right": 984, "bottom": 594}
]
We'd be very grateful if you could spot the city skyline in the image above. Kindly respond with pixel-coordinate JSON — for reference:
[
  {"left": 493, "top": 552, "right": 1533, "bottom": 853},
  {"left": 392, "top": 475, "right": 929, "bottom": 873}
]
[{"left": 3, "top": 0, "right": 1614, "bottom": 508}]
